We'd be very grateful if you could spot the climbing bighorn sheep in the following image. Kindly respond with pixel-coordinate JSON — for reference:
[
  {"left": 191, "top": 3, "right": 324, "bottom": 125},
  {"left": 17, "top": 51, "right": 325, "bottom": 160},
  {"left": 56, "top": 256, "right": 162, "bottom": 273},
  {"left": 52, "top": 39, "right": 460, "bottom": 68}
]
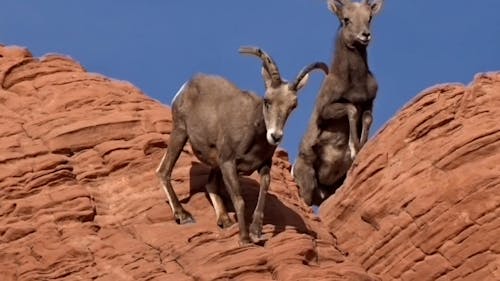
[
  {"left": 157, "top": 46, "right": 328, "bottom": 244},
  {"left": 293, "top": 0, "right": 383, "bottom": 206}
]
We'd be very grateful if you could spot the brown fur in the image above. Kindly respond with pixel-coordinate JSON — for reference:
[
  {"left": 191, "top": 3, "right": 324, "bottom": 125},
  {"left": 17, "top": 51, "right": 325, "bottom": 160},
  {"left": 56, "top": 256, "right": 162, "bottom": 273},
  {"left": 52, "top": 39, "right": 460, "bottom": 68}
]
[
  {"left": 293, "top": 0, "right": 383, "bottom": 206},
  {"left": 156, "top": 47, "right": 328, "bottom": 244}
]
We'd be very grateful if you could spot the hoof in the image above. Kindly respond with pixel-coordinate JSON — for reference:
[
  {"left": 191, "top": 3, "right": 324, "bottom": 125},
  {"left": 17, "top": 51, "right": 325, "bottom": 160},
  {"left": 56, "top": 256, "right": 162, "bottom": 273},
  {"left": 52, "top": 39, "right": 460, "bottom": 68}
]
[
  {"left": 175, "top": 210, "right": 195, "bottom": 225},
  {"left": 350, "top": 150, "right": 358, "bottom": 161},
  {"left": 249, "top": 223, "right": 266, "bottom": 245},
  {"left": 249, "top": 232, "right": 265, "bottom": 245},
  {"left": 238, "top": 237, "right": 252, "bottom": 247},
  {"left": 349, "top": 144, "right": 359, "bottom": 161},
  {"left": 217, "top": 215, "right": 235, "bottom": 229},
  {"left": 249, "top": 223, "right": 262, "bottom": 239}
]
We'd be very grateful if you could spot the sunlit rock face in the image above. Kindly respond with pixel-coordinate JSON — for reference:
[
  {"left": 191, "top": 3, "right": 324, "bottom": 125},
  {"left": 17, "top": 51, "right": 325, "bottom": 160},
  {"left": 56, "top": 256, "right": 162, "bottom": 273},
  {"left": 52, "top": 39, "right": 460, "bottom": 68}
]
[
  {"left": 320, "top": 72, "right": 500, "bottom": 281},
  {"left": 1, "top": 44, "right": 498, "bottom": 280},
  {"left": 0, "top": 45, "right": 376, "bottom": 281}
]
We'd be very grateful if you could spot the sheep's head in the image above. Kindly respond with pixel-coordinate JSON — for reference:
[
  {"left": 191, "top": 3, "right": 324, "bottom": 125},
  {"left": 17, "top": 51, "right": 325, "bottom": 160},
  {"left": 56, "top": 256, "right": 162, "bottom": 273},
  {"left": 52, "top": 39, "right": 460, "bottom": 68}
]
[
  {"left": 328, "top": 0, "right": 383, "bottom": 48},
  {"left": 239, "top": 47, "right": 328, "bottom": 145}
]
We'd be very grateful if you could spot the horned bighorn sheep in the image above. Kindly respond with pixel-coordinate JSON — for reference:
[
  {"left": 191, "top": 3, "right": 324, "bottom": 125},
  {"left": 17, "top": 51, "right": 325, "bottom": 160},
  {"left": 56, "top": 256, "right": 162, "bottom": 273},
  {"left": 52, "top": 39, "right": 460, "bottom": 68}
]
[
  {"left": 157, "top": 47, "right": 328, "bottom": 244},
  {"left": 293, "top": 0, "right": 383, "bottom": 206}
]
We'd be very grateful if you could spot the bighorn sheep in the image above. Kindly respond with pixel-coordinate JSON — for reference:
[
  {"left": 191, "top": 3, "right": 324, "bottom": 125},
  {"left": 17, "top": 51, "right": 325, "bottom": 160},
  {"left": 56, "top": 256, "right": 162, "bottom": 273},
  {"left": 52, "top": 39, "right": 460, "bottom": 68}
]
[
  {"left": 157, "top": 47, "right": 328, "bottom": 244},
  {"left": 293, "top": 0, "right": 383, "bottom": 206}
]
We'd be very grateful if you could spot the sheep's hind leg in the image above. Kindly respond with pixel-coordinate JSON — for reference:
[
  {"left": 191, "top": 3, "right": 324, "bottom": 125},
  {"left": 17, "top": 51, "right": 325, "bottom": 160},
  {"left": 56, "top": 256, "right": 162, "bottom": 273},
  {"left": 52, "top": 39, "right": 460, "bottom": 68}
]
[
  {"left": 206, "top": 168, "right": 234, "bottom": 228},
  {"left": 156, "top": 125, "right": 195, "bottom": 224},
  {"left": 220, "top": 160, "right": 250, "bottom": 245}
]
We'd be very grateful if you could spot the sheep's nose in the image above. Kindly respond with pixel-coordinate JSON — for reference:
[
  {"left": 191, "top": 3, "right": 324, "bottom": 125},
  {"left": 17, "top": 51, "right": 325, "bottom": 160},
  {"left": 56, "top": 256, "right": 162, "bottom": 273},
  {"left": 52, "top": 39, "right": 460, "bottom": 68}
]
[
  {"left": 362, "top": 31, "right": 371, "bottom": 40},
  {"left": 271, "top": 132, "right": 282, "bottom": 143}
]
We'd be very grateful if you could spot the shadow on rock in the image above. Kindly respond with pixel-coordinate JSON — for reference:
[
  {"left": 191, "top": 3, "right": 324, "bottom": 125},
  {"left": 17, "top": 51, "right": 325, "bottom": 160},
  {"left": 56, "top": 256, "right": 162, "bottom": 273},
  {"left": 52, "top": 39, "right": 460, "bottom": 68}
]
[{"left": 187, "top": 161, "right": 314, "bottom": 239}]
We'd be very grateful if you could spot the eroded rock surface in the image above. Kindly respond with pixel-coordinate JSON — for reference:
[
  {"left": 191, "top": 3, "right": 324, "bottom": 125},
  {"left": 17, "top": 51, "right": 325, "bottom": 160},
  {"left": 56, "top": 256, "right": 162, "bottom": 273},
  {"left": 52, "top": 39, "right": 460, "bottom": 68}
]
[
  {"left": 0, "top": 45, "right": 375, "bottom": 281},
  {"left": 2, "top": 44, "right": 498, "bottom": 281},
  {"left": 320, "top": 73, "right": 500, "bottom": 280}
]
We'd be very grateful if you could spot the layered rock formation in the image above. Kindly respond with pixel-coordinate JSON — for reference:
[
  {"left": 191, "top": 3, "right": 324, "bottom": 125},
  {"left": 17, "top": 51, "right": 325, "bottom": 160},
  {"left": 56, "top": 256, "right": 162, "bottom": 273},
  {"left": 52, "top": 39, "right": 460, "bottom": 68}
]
[
  {"left": 320, "top": 73, "right": 500, "bottom": 280},
  {"left": 0, "top": 45, "right": 375, "bottom": 280},
  {"left": 1, "top": 44, "right": 498, "bottom": 280}
]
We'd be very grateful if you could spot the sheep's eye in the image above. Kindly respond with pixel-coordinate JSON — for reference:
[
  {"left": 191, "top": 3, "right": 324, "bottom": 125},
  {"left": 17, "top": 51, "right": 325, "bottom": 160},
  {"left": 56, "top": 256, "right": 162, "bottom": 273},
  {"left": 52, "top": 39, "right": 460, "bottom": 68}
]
[
  {"left": 343, "top": 17, "right": 350, "bottom": 25},
  {"left": 368, "top": 15, "right": 373, "bottom": 23}
]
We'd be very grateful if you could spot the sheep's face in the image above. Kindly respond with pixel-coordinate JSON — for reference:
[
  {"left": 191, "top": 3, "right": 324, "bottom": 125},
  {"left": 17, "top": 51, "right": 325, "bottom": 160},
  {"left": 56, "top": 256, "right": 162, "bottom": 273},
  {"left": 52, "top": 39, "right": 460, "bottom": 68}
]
[
  {"left": 260, "top": 62, "right": 328, "bottom": 146},
  {"left": 262, "top": 81, "right": 299, "bottom": 146},
  {"left": 239, "top": 47, "right": 328, "bottom": 146},
  {"left": 328, "top": 0, "right": 383, "bottom": 48}
]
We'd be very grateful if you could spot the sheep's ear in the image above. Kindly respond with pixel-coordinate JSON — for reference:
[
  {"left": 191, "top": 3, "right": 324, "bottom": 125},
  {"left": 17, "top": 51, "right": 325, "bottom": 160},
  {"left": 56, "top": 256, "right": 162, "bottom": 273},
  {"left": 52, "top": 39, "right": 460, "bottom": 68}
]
[
  {"left": 370, "top": 0, "right": 383, "bottom": 15},
  {"left": 295, "top": 74, "right": 310, "bottom": 91},
  {"left": 328, "top": 0, "right": 344, "bottom": 17},
  {"left": 261, "top": 67, "right": 273, "bottom": 88}
]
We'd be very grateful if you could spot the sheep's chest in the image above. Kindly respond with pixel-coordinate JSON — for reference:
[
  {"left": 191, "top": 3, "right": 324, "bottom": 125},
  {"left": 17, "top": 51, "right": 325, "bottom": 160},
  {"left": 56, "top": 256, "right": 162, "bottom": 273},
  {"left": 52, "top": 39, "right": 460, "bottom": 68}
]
[
  {"left": 236, "top": 144, "right": 275, "bottom": 175},
  {"left": 343, "top": 74, "right": 378, "bottom": 104}
]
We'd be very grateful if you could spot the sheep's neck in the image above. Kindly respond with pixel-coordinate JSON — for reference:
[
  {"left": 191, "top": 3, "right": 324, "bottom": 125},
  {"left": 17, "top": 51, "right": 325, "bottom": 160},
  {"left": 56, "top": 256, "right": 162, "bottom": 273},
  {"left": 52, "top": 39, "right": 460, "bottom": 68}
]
[{"left": 331, "top": 35, "right": 370, "bottom": 80}]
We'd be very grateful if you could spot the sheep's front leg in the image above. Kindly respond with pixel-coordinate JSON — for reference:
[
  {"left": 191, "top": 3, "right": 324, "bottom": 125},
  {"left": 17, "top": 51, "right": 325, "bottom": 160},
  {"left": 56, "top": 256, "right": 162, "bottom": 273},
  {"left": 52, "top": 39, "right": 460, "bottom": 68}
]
[
  {"left": 345, "top": 103, "right": 360, "bottom": 160},
  {"left": 359, "top": 110, "right": 373, "bottom": 147},
  {"left": 220, "top": 161, "right": 250, "bottom": 245},
  {"left": 249, "top": 161, "right": 271, "bottom": 243},
  {"left": 320, "top": 102, "right": 360, "bottom": 159}
]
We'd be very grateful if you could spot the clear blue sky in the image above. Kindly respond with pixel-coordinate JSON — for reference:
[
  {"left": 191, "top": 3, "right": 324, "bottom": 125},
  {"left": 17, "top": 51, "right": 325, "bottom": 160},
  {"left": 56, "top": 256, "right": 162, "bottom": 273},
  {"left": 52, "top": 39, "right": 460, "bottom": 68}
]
[{"left": 1, "top": 1, "right": 499, "bottom": 160}]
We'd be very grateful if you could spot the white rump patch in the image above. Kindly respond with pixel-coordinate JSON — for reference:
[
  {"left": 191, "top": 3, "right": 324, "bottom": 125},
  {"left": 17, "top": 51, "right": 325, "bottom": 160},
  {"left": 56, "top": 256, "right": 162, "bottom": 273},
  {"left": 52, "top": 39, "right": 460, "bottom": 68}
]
[{"left": 171, "top": 82, "right": 187, "bottom": 105}]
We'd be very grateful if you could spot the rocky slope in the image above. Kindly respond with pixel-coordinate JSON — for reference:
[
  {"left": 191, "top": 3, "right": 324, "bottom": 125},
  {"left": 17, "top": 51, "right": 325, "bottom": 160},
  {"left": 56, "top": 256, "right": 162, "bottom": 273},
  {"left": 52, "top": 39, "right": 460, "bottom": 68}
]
[
  {"left": 320, "top": 73, "right": 500, "bottom": 280},
  {"left": 1, "top": 44, "right": 499, "bottom": 280},
  {"left": 0, "top": 45, "right": 375, "bottom": 281}
]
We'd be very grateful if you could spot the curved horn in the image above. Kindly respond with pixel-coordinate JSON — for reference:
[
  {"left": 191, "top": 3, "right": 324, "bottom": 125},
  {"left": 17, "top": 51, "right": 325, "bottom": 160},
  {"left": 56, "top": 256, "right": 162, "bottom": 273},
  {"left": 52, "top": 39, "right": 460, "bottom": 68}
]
[
  {"left": 290, "top": 62, "right": 329, "bottom": 90},
  {"left": 330, "top": 0, "right": 349, "bottom": 5},
  {"left": 239, "top": 46, "right": 282, "bottom": 87}
]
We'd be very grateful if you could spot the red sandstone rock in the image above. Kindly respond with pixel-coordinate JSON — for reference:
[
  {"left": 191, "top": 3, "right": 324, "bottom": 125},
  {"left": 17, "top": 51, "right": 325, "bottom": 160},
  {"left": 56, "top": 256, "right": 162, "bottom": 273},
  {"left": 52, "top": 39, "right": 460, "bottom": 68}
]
[
  {"left": 1, "top": 44, "right": 498, "bottom": 280},
  {"left": 320, "top": 73, "right": 500, "bottom": 280},
  {"left": 0, "top": 45, "right": 375, "bottom": 281}
]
